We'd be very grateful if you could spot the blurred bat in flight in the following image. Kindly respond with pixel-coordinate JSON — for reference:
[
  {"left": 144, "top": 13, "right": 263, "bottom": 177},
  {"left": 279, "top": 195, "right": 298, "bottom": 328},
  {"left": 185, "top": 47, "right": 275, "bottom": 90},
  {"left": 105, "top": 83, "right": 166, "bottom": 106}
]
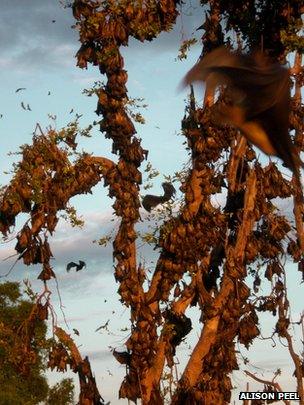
[{"left": 180, "top": 46, "right": 303, "bottom": 184}]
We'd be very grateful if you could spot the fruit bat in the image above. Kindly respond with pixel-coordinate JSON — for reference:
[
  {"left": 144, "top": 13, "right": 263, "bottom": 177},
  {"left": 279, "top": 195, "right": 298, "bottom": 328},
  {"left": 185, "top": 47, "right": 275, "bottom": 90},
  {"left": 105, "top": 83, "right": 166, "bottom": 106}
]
[
  {"left": 180, "top": 46, "right": 303, "bottom": 183},
  {"left": 66, "top": 260, "right": 86, "bottom": 272},
  {"left": 112, "top": 349, "right": 131, "bottom": 365},
  {"left": 142, "top": 182, "right": 176, "bottom": 212}
]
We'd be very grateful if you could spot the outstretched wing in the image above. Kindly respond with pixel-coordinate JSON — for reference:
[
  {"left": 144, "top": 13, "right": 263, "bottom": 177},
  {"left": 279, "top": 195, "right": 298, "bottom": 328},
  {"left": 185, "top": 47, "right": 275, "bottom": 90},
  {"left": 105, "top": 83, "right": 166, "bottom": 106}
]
[
  {"left": 142, "top": 182, "right": 176, "bottom": 212},
  {"left": 180, "top": 46, "right": 300, "bottom": 176},
  {"left": 181, "top": 46, "right": 289, "bottom": 116},
  {"left": 67, "top": 260, "right": 86, "bottom": 272},
  {"left": 76, "top": 260, "right": 86, "bottom": 271},
  {"left": 66, "top": 261, "right": 78, "bottom": 272},
  {"left": 162, "top": 182, "right": 176, "bottom": 199}
]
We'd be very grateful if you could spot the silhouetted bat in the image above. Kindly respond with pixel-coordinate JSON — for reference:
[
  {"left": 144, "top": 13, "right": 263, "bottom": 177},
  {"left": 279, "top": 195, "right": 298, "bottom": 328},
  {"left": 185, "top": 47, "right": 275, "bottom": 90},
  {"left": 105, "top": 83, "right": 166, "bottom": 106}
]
[
  {"left": 181, "top": 46, "right": 303, "bottom": 182},
  {"left": 95, "top": 319, "right": 110, "bottom": 332},
  {"left": 142, "top": 182, "right": 176, "bottom": 212},
  {"left": 112, "top": 349, "right": 131, "bottom": 365},
  {"left": 66, "top": 260, "right": 86, "bottom": 272}
]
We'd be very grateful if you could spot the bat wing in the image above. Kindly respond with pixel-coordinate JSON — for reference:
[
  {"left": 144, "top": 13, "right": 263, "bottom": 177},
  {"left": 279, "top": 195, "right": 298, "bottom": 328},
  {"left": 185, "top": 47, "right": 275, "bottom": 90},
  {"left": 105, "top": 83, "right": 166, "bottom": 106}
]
[
  {"left": 181, "top": 47, "right": 290, "bottom": 117},
  {"left": 162, "top": 182, "right": 176, "bottom": 198},
  {"left": 227, "top": 63, "right": 290, "bottom": 118},
  {"left": 95, "top": 320, "right": 109, "bottom": 331},
  {"left": 142, "top": 183, "right": 176, "bottom": 212},
  {"left": 142, "top": 195, "right": 161, "bottom": 212},
  {"left": 181, "top": 47, "right": 302, "bottom": 179},
  {"left": 112, "top": 350, "right": 131, "bottom": 365},
  {"left": 76, "top": 260, "right": 86, "bottom": 271},
  {"left": 180, "top": 46, "right": 253, "bottom": 93},
  {"left": 66, "top": 261, "right": 78, "bottom": 272},
  {"left": 256, "top": 103, "right": 299, "bottom": 174}
]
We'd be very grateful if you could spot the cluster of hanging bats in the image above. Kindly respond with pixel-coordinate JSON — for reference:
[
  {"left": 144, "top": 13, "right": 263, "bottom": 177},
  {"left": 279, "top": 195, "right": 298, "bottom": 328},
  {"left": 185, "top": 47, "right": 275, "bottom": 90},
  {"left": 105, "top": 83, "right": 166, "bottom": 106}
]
[
  {"left": 67, "top": 47, "right": 301, "bottom": 293},
  {"left": 142, "top": 46, "right": 302, "bottom": 212}
]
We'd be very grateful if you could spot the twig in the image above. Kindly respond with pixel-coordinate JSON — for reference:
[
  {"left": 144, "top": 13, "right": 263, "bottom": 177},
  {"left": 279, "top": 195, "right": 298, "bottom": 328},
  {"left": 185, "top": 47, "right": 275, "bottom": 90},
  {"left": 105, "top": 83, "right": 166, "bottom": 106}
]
[{"left": 244, "top": 370, "right": 290, "bottom": 405}]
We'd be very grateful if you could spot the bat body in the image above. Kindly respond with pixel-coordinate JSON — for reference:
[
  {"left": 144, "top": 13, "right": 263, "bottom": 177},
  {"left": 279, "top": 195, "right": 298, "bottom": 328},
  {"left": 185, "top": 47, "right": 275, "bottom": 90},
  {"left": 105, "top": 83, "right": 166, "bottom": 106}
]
[
  {"left": 66, "top": 260, "right": 86, "bottom": 272},
  {"left": 181, "top": 47, "right": 303, "bottom": 182},
  {"left": 142, "top": 182, "right": 176, "bottom": 212}
]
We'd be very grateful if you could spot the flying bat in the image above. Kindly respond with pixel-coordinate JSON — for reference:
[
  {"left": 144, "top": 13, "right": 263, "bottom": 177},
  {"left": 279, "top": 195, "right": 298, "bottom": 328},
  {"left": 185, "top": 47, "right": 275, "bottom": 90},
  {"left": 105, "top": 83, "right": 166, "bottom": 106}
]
[
  {"left": 180, "top": 46, "right": 303, "bottom": 182},
  {"left": 95, "top": 319, "right": 110, "bottom": 332},
  {"left": 66, "top": 260, "right": 86, "bottom": 272},
  {"left": 142, "top": 182, "right": 176, "bottom": 212},
  {"left": 15, "top": 87, "right": 26, "bottom": 93}
]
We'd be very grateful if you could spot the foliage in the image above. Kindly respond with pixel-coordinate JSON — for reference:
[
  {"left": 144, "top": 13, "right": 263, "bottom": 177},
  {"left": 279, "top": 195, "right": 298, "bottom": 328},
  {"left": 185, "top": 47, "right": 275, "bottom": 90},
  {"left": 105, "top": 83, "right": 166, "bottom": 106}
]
[
  {"left": 0, "top": 282, "right": 74, "bottom": 405},
  {"left": 45, "top": 378, "right": 75, "bottom": 405},
  {"left": 0, "top": 281, "right": 49, "bottom": 404},
  {"left": 177, "top": 38, "right": 198, "bottom": 60}
]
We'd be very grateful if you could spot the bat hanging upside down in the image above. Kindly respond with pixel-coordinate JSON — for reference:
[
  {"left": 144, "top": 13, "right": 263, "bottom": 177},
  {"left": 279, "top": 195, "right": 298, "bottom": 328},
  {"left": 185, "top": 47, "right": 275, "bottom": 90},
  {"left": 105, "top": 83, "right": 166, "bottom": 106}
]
[{"left": 180, "top": 46, "right": 303, "bottom": 184}]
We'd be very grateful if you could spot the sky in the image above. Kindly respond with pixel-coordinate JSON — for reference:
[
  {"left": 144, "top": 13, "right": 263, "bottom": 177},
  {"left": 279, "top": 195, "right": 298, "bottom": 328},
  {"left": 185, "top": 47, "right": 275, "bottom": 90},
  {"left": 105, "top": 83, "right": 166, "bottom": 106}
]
[{"left": 0, "top": 1, "right": 303, "bottom": 404}]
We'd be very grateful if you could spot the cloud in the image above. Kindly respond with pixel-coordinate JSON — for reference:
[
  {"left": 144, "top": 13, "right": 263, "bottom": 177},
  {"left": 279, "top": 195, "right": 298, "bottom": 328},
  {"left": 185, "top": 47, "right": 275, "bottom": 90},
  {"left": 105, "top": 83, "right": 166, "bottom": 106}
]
[
  {"left": 253, "top": 357, "right": 292, "bottom": 370},
  {"left": 0, "top": 0, "right": 206, "bottom": 74},
  {"left": 5, "top": 44, "right": 77, "bottom": 73},
  {"left": 0, "top": 208, "right": 158, "bottom": 298},
  {"left": 86, "top": 349, "right": 113, "bottom": 362},
  {"left": 0, "top": 210, "right": 116, "bottom": 299},
  {"left": 0, "top": 1, "right": 77, "bottom": 71},
  {"left": 71, "top": 74, "right": 102, "bottom": 86},
  {"left": 0, "top": 1, "right": 75, "bottom": 48},
  {"left": 0, "top": 210, "right": 115, "bottom": 268},
  {"left": 57, "top": 307, "right": 111, "bottom": 325}
]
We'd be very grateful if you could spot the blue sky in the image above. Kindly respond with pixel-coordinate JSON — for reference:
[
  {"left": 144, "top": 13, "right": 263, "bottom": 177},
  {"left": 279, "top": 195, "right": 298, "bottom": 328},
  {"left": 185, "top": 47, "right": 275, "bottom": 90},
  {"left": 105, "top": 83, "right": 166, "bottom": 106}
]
[{"left": 0, "top": 1, "right": 303, "bottom": 404}]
